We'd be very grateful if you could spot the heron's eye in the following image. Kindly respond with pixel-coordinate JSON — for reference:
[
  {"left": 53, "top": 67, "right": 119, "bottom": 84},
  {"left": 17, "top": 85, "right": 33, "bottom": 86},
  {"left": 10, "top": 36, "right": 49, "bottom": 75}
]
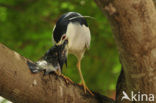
[{"left": 62, "top": 35, "right": 66, "bottom": 40}]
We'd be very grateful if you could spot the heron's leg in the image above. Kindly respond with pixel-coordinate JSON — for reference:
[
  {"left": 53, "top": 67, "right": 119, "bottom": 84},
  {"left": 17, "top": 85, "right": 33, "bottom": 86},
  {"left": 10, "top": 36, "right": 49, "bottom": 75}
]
[{"left": 77, "top": 60, "right": 94, "bottom": 96}]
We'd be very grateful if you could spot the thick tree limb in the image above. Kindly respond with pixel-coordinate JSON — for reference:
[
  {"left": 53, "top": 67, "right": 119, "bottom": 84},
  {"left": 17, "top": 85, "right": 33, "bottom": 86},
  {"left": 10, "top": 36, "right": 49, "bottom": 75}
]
[
  {"left": 153, "top": 0, "right": 156, "bottom": 7},
  {"left": 95, "top": 0, "right": 156, "bottom": 102},
  {"left": 0, "top": 43, "right": 114, "bottom": 103}
]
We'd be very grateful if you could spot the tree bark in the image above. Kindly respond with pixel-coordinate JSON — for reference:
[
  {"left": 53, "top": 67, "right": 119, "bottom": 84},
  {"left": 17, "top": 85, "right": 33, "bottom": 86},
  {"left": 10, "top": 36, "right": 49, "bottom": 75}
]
[
  {"left": 0, "top": 43, "right": 114, "bottom": 103},
  {"left": 153, "top": 0, "right": 156, "bottom": 7},
  {"left": 95, "top": 0, "right": 156, "bottom": 102}
]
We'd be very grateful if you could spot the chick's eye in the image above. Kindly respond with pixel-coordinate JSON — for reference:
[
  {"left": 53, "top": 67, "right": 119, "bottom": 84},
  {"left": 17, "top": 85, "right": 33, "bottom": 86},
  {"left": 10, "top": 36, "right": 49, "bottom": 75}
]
[{"left": 62, "top": 35, "right": 66, "bottom": 40}]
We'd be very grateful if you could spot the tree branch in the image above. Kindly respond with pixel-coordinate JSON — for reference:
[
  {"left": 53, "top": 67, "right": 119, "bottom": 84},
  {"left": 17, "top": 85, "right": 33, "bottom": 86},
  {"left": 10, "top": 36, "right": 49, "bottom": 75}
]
[
  {"left": 0, "top": 43, "right": 114, "bottom": 103},
  {"left": 153, "top": 0, "right": 156, "bottom": 7}
]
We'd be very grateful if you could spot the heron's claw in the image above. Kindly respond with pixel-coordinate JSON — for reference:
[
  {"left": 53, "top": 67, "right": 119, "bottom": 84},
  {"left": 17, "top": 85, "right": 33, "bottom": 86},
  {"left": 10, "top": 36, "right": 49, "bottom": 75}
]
[
  {"left": 61, "top": 74, "right": 73, "bottom": 84},
  {"left": 80, "top": 82, "right": 94, "bottom": 96}
]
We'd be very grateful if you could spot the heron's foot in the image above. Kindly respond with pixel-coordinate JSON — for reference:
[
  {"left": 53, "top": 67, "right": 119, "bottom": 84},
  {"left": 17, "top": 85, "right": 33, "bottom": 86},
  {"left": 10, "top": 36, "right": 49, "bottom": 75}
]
[
  {"left": 61, "top": 74, "right": 73, "bottom": 84},
  {"left": 52, "top": 70, "right": 61, "bottom": 76},
  {"left": 80, "top": 82, "right": 94, "bottom": 96}
]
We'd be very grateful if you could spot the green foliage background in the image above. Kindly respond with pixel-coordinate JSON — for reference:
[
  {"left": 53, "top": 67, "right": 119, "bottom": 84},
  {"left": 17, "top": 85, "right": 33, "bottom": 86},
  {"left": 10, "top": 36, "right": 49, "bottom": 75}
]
[{"left": 0, "top": 0, "right": 121, "bottom": 102}]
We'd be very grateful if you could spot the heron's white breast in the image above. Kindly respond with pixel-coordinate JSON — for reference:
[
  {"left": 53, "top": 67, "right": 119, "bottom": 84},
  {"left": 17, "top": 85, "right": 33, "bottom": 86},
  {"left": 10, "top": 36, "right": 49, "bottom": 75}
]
[{"left": 66, "top": 22, "right": 91, "bottom": 58}]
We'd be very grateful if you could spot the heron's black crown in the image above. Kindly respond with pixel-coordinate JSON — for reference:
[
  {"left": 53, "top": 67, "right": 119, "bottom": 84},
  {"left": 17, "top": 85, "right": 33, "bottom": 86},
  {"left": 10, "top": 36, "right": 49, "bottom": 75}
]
[{"left": 53, "top": 12, "right": 88, "bottom": 43}]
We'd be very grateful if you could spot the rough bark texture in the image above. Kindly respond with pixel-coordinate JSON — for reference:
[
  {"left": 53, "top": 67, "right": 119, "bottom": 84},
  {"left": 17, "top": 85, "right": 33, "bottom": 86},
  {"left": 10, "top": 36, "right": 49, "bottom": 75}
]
[
  {"left": 94, "top": 0, "right": 156, "bottom": 103},
  {"left": 153, "top": 0, "right": 156, "bottom": 7},
  {"left": 0, "top": 43, "right": 114, "bottom": 103}
]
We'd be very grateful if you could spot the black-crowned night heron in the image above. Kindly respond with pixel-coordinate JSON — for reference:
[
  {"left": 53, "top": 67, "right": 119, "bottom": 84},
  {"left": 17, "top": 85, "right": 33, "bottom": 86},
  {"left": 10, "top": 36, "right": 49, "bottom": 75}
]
[{"left": 53, "top": 12, "right": 92, "bottom": 95}]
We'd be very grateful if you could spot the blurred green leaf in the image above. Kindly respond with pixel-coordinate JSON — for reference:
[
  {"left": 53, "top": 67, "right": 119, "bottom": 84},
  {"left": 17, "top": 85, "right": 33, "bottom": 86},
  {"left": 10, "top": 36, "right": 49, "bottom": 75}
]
[{"left": 0, "top": 7, "right": 7, "bottom": 22}]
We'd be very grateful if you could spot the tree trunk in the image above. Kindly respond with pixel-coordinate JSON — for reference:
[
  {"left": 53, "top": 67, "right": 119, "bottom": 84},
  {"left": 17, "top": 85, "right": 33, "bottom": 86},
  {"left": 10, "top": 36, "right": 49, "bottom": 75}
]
[
  {"left": 95, "top": 0, "right": 156, "bottom": 102},
  {"left": 0, "top": 43, "right": 114, "bottom": 103},
  {"left": 153, "top": 0, "right": 156, "bottom": 7}
]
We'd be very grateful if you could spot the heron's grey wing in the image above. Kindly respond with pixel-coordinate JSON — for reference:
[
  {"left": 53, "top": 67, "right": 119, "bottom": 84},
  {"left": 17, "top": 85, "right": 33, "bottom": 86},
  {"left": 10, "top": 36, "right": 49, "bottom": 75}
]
[
  {"left": 83, "top": 25, "right": 91, "bottom": 49},
  {"left": 52, "top": 25, "right": 56, "bottom": 44}
]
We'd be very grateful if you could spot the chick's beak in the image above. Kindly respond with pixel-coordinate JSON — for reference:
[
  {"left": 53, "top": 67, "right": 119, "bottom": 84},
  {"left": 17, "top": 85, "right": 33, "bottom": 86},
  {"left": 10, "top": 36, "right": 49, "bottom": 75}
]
[
  {"left": 64, "top": 54, "right": 67, "bottom": 67},
  {"left": 58, "top": 40, "right": 68, "bottom": 69}
]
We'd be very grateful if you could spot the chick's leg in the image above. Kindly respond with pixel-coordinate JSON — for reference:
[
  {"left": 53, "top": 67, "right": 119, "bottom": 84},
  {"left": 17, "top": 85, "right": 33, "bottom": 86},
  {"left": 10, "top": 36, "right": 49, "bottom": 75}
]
[{"left": 77, "top": 60, "right": 94, "bottom": 96}]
